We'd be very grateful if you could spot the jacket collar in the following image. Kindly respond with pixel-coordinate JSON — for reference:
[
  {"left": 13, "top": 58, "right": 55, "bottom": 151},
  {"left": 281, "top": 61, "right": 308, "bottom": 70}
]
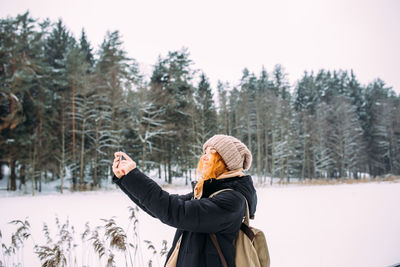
[
  {"left": 216, "top": 168, "right": 245, "bottom": 179},
  {"left": 191, "top": 169, "right": 247, "bottom": 199}
]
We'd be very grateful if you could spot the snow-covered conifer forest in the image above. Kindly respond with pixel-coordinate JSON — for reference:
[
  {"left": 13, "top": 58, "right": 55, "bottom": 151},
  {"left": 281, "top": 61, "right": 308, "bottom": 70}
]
[{"left": 1, "top": 12, "right": 400, "bottom": 267}]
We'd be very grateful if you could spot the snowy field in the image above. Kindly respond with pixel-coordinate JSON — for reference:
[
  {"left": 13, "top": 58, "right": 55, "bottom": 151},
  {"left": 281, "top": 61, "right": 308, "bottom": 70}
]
[{"left": 1, "top": 181, "right": 400, "bottom": 267}]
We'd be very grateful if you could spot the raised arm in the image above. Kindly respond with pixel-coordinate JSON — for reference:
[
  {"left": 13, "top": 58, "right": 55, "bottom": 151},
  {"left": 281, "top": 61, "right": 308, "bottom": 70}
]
[
  {"left": 113, "top": 175, "right": 157, "bottom": 218},
  {"left": 118, "top": 168, "right": 244, "bottom": 233},
  {"left": 113, "top": 175, "right": 194, "bottom": 217}
]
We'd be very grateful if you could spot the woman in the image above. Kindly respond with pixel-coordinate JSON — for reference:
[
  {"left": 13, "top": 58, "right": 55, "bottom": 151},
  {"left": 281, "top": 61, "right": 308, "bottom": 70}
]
[{"left": 112, "top": 134, "right": 257, "bottom": 267}]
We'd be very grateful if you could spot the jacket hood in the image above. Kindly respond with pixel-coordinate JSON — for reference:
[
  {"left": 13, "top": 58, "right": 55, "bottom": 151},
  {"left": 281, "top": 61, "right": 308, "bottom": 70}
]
[{"left": 191, "top": 175, "right": 258, "bottom": 218}]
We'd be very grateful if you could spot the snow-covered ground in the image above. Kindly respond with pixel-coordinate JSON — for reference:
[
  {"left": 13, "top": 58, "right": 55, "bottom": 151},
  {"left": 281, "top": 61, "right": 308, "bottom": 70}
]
[{"left": 1, "top": 180, "right": 400, "bottom": 267}]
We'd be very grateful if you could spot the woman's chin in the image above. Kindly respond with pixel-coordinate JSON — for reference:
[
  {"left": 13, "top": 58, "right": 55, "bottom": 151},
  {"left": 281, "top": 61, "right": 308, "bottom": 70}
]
[{"left": 201, "top": 167, "right": 209, "bottom": 175}]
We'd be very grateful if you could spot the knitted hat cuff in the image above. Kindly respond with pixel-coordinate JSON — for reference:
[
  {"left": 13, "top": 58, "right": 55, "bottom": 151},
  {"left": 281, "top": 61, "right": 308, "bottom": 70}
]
[{"left": 203, "top": 135, "right": 252, "bottom": 171}]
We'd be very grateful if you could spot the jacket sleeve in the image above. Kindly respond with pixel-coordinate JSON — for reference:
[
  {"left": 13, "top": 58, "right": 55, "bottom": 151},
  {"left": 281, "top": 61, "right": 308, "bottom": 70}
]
[
  {"left": 113, "top": 175, "right": 194, "bottom": 218},
  {"left": 176, "top": 191, "right": 194, "bottom": 201},
  {"left": 118, "top": 168, "right": 245, "bottom": 233},
  {"left": 113, "top": 175, "right": 157, "bottom": 218}
]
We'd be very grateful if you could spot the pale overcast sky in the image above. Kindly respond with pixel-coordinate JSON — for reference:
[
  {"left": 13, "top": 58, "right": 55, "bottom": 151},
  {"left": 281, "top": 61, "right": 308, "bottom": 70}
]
[{"left": 1, "top": 0, "right": 399, "bottom": 94}]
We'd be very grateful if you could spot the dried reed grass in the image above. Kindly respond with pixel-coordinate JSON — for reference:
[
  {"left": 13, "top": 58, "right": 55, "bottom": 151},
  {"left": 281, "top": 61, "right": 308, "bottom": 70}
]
[{"left": 1, "top": 205, "right": 169, "bottom": 267}]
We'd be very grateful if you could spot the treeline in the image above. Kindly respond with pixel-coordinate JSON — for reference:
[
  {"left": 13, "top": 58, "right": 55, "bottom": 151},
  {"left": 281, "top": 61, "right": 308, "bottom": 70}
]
[{"left": 1, "top": 12, "right": 399, "bottom": 193}]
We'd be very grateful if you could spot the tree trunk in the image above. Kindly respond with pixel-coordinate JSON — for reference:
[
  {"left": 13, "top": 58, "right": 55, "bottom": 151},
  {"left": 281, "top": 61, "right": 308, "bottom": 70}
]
[
  {"left": 38, "top": 170, "right": 42, "bottom": 192},
  {"left": 301, "top": 131, "right": 307, "bottom": 181},
  {"left": 307, "top": 147, "right": 312, "bottom": 180},
  {"left": 227, "top": 106, "right": 232, "bottom": 136},
  {"left": 192, "top": 111, "right": 198, "bottom": 177},
  {"left": 185, "top": 166, "right": 188, "bottom": 186},
  {"left": 279, "top": 128, "right": 284, "bottom": 182},
  {"left": 9, "top": 155, "right": 16, "bottom": 191},
  {"left": 164, "top": 162, "right": 167, "bottom": 183},
  {"left": 286, "top": 156, "right": 290, "bottom": 183},
  {"left": 270, "top": 130, "right": 275, "bottom": 186},
  {"left": 0, "top": 161, "right": 3, "bottom": 180},
  {"left": 311, "top": 145, "right": 316, "bottom": 179},
  {"left": 189, "top": 163, "right": 192, "bottom": 183},
  {"left": 388, "top": 126, "right": 394, "bottom": 174},
  {"left": 312, "top": 142, "right": 318, "bottom": 179},
  {"left": 264, "top": 125, "right": 269, "bottom": 183},
  {"left": 72, "top": 80, "right": 76, "bottom": 188},
  {"left": 80, "top": 118, "right": 86, "bottom": 190},
  {"left": 142, "top": 141, "right": 146, "bottom": 171},
  {"left": 19, "top": 164, "right": 26, "bottom": 190},
  {"left": 30, "top": 147, "right": 35, "bottom": 196},
  {"left": 72, "top": 169, "right": 77, "bottom": 191},
  {"left": 223, "top": 102, "right": 228, "bottom": 134},
  {"left": 340, "top": 138, "right": 345, "bottom": 178},
  {"left": 60, "top": 108, "right": 65, "bottom": 194},
  {"left": 93, "top": 123, "right": 99, "bottom": 188},
  {"left": 256, "top": 106, "right": 262, "bottom": 183},
  {"left": 163, "top": 142, "right": 167, "bottom": 182},
  {"left": 38, "top": 106, "right": 43, "bottom": 192},
  {"left": 168, "top": 153, "right": 172, "bottom": 184},
  {"left": 31, "top": 141, "right": 38, "bottom": 196},
  {"left": 34, "top": 171, "right": 38, "bottom": 190},
  {"left": 247, "top": 106, "right": 251, "bottom": 157}
]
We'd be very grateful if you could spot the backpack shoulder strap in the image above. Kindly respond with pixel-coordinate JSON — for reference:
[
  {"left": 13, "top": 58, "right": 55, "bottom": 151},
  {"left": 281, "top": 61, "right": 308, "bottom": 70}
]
[
  {"left": 209, "top": 188, "right": 251, "bottom": 226},
  {"left": 210, "top": 189, "right": 254, "bottom": 242},
  {"left": 208, "top": 188, "right": 232, "bottom": 267},
  {"left": 209, "top": 188, "right": 233, "bottom": 198},
  {"left": 210, "top": 233, "right": 228, "bottom": 267},
  {"left": 208, "top": 189, "right": 257, "bottom": 266}
]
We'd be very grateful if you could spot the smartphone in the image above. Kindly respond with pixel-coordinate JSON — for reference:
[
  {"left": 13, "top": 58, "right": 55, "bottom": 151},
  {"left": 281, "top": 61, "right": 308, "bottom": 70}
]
[{"left": 116, "top": 155, "right": 122, "bottom": 168}]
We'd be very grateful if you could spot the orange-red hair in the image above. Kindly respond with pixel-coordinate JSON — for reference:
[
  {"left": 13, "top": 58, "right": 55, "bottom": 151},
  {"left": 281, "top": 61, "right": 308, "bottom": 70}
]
[
  {"left": 196, "top": 151, "right": 229, "bottom": 180},
  {"left": 194, "top": 151, "right": 229, "bottom": 199}
]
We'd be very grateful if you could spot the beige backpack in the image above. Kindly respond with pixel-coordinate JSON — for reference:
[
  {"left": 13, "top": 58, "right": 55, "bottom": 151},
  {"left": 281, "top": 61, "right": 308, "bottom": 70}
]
[{"left": 209, "top": 189, "right": 270, "bottom": 267}]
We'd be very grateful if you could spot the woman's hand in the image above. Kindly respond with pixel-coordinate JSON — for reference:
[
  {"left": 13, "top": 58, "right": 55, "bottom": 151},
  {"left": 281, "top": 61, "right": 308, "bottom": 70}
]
[{"left": 112, "top": 151, "right": 137, "bottom": 179}]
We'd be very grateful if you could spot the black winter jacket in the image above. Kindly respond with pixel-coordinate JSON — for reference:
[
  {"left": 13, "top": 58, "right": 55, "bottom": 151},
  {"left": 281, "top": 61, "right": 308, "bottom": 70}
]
[{"left": 113, "top": 168, "right": 257, "bottom": 267}]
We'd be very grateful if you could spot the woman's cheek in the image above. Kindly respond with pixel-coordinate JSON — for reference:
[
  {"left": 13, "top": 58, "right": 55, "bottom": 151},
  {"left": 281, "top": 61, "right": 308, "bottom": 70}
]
[{"left": 202, "top": 162, "right": 211, "bottom": 171}]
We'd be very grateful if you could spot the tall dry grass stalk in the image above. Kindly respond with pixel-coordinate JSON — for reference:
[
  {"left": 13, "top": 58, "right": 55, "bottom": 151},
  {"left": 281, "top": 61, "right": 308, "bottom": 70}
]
[
  {"left": 35, "top": 244, "right": 67, "bottom": 267},
  {"left": 1, "top": 205, "right": 169, "bottom": 267},
  {"left": 2, "top": 219, "right": 32, "bottom": 266},
  {"left": 34, "top": 216, "right": 78, "bottom": 267}
]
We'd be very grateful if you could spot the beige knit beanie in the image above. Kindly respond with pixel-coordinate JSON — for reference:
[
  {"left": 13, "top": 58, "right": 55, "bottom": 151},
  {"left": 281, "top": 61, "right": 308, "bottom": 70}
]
[{"left": 202, "top": 134, "right": 252, "bottom": 171}]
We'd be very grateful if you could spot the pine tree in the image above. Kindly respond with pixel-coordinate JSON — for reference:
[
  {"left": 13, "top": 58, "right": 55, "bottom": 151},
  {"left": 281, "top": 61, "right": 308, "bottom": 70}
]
[
  {"left": 94, "top": 30, "right": 140, "bottom": 183},
  {"left": 239, "top": 69, "right": 257, "bottom": 163},
  {"left": 254, "top": 68, "right": 268, "bottom": 181},
  {"left": 0, "top": 15, "right": 25, "bottom": 191},
  {"left": 0, "top": 12, "right": 48, "bottom": 192},
  {"left": 43, "top": 19, "right": 76, "bottom": 190},
  {"left": 66, "top": 42, "right": 95, "bottom": 190},
  {"left": 346, "top": 70, "right": 364, "bottom": 117},
  {"left": 217, "top": 81, "right": 229, "bottom": 135},
  {"left": 294, "top": 71, "right": 320, "bottom": 114},
  {"left": 313, "top": 102, "right": 335, "bottom": 178},
  {"left": 79, "top": 28, "right": 94, "bottom": 70},
  {"left": 148, "top": 48, "right": 196, "bottom": 183},
  {"left": 194, "top": 73, "right": 217, "bottom": 147},
  {"left": 363, "top": 79, "right": 396, "bottom": 176},
  {"left": 272, "top": 64, "right": 290, "bottom": 100},
  {"left": 328, "top": 95, "right": 365, "bottom": 178},
  {"left": 124, "top": 84, "right": 167, "bottom": 172}
]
